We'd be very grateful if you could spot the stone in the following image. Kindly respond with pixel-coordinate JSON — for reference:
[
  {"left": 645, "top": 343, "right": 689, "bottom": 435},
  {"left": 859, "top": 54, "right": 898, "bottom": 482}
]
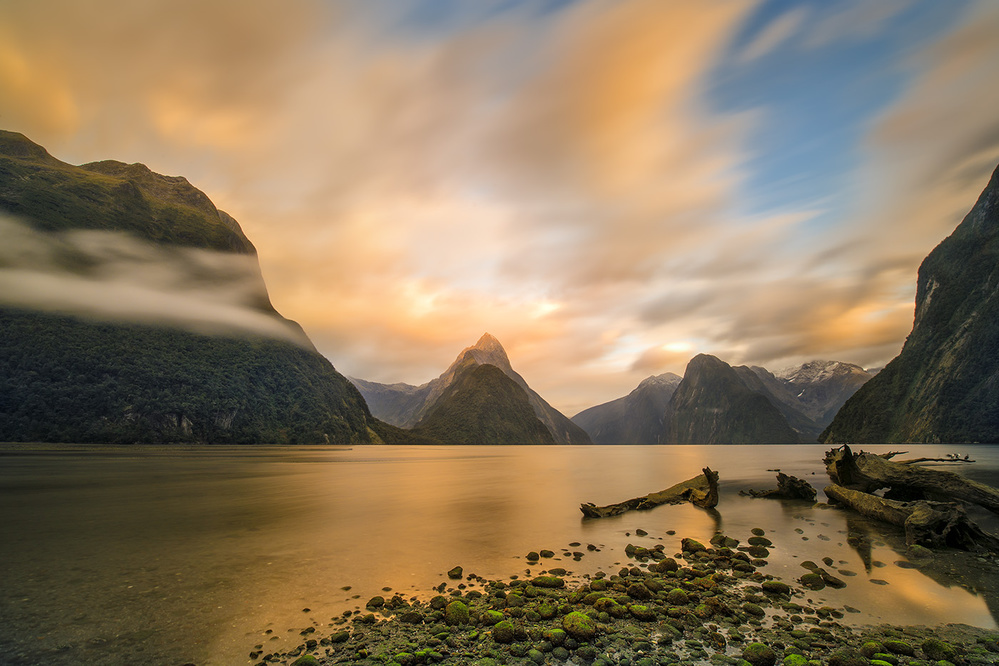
[
  {"left": 444, "top": 600, "right": 469, "bottom": 625},
  {"left": 481, "top": 610, "right": 504, "bottom": 625},
  {"left": 883, "top": 640, "right": 915, "bottom": 656},
  {"left": 761, "top": 581, "right": 791, "bottom": 595},
  {"left": 627, "top": 583, "right": 653, "bottom": 600},
  {"left": 629, "top": 604, "right": 656, "bottom": 621},
  {"left": 827, "top": 647, "right": 868, "bottom": 666},
  {"left": 922, "top": 638, "right": 957, "bottom": 662},
  {"left": 783, "top": 655, "right": 809, "bottom": 666},
  {"left": 447, "top": 566, "right": 463, "bottom": 579},
  {"left": 330, "top": 631, "right": 349, "bottom": 643},
  {"left": 291, "top": 657, "right": 319, "bottom": 666},
  {"left": 493, "top": 620, "right": 516, "bottom": 644},
  {"left": 799, "top": 573, "right": 825, "bottom": 590},
  {"left": 531, "top": 576, "right": 565, "bottom": 589},
  {"left": 666, "top": 588, "right": 689, "bottom": 605},
  {"left": 683, "top": 538, "right": 707, "bottom": 553},
  {"left": 859, "top": 641, "right": 885, "bottom": 657},
  {"left": 562, "top": 611, "right": 597, "bottom": 641},
  {"left": 743, "top": 642, "right": 777, "bottom": 666},
  {"left": 366, "top": 596, "right": 385, "bottom": 608},
  {"left": 743, "top": 602, "right": 766, "bottom": 618},
  {"left": 526, "top": 551, "right": 540, "bottom": 561}
]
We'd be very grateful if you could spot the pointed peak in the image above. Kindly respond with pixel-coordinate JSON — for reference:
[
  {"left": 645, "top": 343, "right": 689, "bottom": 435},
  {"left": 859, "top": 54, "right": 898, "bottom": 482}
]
[{"left": 474, "top": 332, "right": 504, "bottom": 351}]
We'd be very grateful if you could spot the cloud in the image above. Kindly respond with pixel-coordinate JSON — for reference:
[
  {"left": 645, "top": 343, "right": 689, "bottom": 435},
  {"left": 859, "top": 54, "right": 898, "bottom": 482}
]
[
  {"left": 0, "top": 216, "right": 308, "bottom": 344},
  {"left": 3, "top": 0, "right": 998, "bottom": 416},
  {"left": 737, "top": 7, "right": 808, "bottom": 63}
]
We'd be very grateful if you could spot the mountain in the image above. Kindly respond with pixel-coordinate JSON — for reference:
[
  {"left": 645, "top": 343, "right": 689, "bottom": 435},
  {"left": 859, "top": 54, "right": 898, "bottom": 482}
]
[
  {"left": 772, "top": 360, "right": 875, "bottom": 426},
  {"left": 412, "top": 361, "right": 555, "bottom": 444},
  {"left": 822, "top": 163, "right": 999, "bottom": 443},
  {"left": 663, "top": 354, "right": 802, "bottom": 444},
  {"left": 351, "top": 333, "right": 592, "bottom": 444},
  {"left": 571, "top": 373, "right": 681, "bottom": 444},
  {"left": 0, "top": 130, "right": 387, "bottom": 445}
]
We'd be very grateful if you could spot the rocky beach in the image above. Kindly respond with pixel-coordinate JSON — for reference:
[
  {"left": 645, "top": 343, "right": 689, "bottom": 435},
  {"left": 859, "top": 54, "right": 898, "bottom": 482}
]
[{"left": 246, "top": 524, "right": 999, "bottom": 666}]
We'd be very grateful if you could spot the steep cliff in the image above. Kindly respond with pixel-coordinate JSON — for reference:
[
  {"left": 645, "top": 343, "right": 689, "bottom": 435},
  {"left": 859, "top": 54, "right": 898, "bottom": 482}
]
[
  {"left": 0, "top": 130, "right": 379, "bottom": 444},
  {"left": 822, "top": 164, "right": 999, "bottom": 443}
]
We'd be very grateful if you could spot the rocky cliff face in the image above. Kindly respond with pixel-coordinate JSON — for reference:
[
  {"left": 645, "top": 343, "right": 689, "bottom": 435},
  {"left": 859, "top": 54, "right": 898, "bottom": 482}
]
[
  {"left": 571, "top": 373, "right": 681, "bottom": 444},
  {"left": 351, "top": 333, "right": 592, "bottom": 444},
  {"left": 0, "top": 130, "right": 379, "bottom": 444},
  {"left": 663, "top": 354, "right": 802, "bottom": 444},
  {"left": 822, "top": 164, "right": 999, "bottom": 443}
]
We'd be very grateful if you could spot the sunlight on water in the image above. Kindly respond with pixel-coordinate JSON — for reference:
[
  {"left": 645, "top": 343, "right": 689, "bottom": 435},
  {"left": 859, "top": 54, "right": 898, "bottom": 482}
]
[{"left": 1, "top": 444, "right": 996, "bottom": 665}]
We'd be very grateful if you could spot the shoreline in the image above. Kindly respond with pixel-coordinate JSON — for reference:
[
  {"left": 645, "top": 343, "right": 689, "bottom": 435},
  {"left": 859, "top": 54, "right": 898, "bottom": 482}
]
[{"left": 248, "top": 530, "right": 999, "bottom": 666}]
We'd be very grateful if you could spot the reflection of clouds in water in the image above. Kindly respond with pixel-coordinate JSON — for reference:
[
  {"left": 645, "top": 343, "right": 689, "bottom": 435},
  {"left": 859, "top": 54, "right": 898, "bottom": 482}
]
[{"left": 0, "top": 215, "right": 308, "bottom": 344}]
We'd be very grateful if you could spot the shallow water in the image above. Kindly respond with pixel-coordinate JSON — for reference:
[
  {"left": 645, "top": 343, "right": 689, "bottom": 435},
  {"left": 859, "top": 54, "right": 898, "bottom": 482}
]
[{"left": 1, "top": 443, "right": 997, "bottom": 665}]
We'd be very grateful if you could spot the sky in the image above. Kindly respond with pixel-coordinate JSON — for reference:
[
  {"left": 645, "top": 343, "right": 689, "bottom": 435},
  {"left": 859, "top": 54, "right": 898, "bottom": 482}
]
[{"left": 2, "top": 0, "right": 999, "bottom": 417}]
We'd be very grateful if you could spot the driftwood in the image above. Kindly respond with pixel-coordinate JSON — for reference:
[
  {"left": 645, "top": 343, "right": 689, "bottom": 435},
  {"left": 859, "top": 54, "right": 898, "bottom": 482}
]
[
  {"left": 580, "top": 467, "right": 719, "bottom": 518},
  {"left": 825, "top": 445, "right": 999, "bottom": 515},
  {"left": 899, "top": 456, "right": 976, "bottom": 464},
  {"left": 825, "top": 484, "right": 999, "bottom": 552},
  {"left": 740, "top": 472, "right": 817, "bottom": 501}
]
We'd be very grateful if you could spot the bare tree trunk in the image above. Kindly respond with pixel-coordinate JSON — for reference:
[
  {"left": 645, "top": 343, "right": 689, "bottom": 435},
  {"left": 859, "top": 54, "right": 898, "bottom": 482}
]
[
  {"left": 741, "top": 472, "right": 817, "bottom": 501},
  {"left": 580, "top": 467, "right": 719, "bottom": 518},
  {"left": 825, "top": 445, "right": 999, "bottom": 515},
  {"left": 825, "top": 483, "right": 999, "bottom": 552}
]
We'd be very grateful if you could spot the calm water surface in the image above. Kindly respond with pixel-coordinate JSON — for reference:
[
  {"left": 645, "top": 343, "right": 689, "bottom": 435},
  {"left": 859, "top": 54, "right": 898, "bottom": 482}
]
[{"left": 1, "top": 444, "right": 997, "bottom": 665}]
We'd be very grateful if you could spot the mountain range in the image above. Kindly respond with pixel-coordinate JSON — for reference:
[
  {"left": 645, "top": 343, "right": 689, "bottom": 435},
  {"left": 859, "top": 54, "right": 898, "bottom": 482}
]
[
  {"left": 2, "top": 129, "right": 996, "bottom": 445},
  {"left": 572, "top": 355, "right": 875, "bottom": 444}
]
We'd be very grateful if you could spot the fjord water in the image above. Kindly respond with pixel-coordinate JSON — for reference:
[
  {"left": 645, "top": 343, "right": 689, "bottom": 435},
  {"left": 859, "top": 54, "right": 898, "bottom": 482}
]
[{"left": 1, "top": 444, "right": 997, "bottom": 666}]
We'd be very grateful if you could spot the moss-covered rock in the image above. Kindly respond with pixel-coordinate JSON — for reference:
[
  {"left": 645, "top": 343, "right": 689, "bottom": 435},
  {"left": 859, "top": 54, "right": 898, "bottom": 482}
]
[
  {"left": 922, "top": 638, "right": 957, "bottom": 662},
  {"left": 480, "top": 610, "right": 504, "bottom": 626},
  {"left": 827, "top": 647, "right": 868, "bottom": 666},
  {"left": 531, "top": 576, "right": 565, "bottom": 589},
  {"left": 666, "top": 588, "right": 689, "bottom": 605},
  {"left": 444, "top": 600, "right": 469, "bottom": 626},
  {"left": 762, "top": 581, "right": 791, "bottom": 595},
  {"left": 743, "top": 642, "right": 777, "bottom": 666},
  {"left": 492, "top": 620, "right": 516, "bottom": 644},
  {"left": 562, "top": 611, "right": 597, "bottom": 641},
  {"left": 860, "top": 641, "right": 886, "bottom": 658},
  {"left": 799, "top": 573, "right": 825, "bottom": 590},
  {"left": 783, "top": 655, "right": 809, "bottom": 666},
  {"left": 883, "top": 640, "right": 915, "bottom": 656}
]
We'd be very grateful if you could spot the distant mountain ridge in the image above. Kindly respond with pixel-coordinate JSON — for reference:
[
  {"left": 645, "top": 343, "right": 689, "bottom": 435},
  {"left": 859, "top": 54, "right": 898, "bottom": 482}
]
[
  {"left": 573, "top": 357, "right": 874, "bottom": 444},
  {"left": 351, "top": 333, "right": 592, "bottom": 444},
  {"left": 823, "top": 163, "right": 999, "bottom": 443},
  {"left": 571, "top": 373, "right": 681, "bottom": 444}
]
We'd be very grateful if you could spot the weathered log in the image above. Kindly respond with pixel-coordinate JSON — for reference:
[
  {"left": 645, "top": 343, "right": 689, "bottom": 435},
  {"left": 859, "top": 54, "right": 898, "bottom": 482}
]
[
  {"left": 825, "top": 445, "right": 999, "bottom": 515},
  {"left": 580, "top": 467, "right": 719, "bottom": 518},
  {"left": 898, "top": 456, "right": 975, "bottom": 464},
  {"left": 825, "top": 483, "right": 999, "bottom": 552},
  {"left": 740, "top": 472, "right": 817, "bottom": 501}
]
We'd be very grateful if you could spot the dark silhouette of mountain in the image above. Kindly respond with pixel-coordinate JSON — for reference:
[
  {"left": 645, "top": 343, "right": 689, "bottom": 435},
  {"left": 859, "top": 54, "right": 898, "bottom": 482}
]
[
  {"left": 663, "top": 354, "right": 802, "bottom": 444},
  {"left": 0, "top": 130, "right": 385, "bottom": 445},
  {"left": 412, "top": 361, "right": 555, "bottom": 444},
  {"left": 351, "top": 333, "right": 592, "bottom": 444},
  {"left": 571, "top": 373, "right": 681, "bottom": 444},
  {"left": 823, "top": 164, "right": 999, "bottom": 443}
]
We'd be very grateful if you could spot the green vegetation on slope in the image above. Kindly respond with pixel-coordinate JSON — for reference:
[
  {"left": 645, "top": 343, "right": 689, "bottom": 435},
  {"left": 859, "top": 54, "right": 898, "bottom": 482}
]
[
  {"left": 822, "top": 164, "right": 999, "bottom": 443},
  {"left": 0, "top": 308, "right": 377, "bottom": 444},
  {"left": 413, "top": 362, "right": 555, "bottom": 444},
  {"left": 0, "top": 130, "right": 253, "bottom": 254}
]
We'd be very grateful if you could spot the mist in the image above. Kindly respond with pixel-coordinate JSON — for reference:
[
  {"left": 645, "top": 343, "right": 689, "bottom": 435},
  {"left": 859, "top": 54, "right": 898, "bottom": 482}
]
[{"left": 0, "top": 215, "right": 310, "bottom": 345}]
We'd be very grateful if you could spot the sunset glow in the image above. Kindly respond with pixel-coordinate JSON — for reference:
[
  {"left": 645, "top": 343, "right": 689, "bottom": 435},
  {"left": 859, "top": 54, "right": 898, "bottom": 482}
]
[{"left": 3, "top": 0, "right": 998, "bottom": 415}]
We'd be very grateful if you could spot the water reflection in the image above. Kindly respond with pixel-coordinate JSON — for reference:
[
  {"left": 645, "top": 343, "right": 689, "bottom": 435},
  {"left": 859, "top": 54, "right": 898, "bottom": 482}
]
[{"left": 0, "top": 444, "right": 996, "bottom": 666}]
